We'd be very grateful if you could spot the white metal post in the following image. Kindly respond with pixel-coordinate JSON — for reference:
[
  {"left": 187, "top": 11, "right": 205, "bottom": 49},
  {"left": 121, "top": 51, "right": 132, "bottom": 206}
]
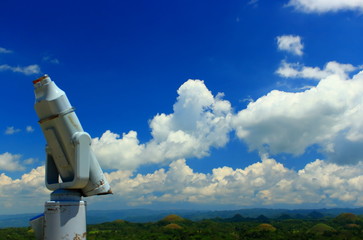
[{"left": 44, "top": 190, "right": 87, "bottom": 240}]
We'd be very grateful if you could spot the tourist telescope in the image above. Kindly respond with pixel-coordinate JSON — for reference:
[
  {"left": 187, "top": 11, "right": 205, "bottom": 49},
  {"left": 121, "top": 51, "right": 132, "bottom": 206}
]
[{"left": 30, "top": 75, "right": 112, "bottom": 240}]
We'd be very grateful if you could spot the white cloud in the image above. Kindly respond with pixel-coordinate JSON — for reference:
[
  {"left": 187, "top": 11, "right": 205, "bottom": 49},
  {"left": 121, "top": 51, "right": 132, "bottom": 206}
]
[
  {"left": 1, "top": 156, "right": 363, "bottom": 213},
  {"left": 276, "top": 60, "right": 359, "bottom": 80},
  {"left": 92, "top": 79, "right": 232, "bottom": 171},
  {"left": 0, "top": 47, "right": 12, "bottom": 54},
  {"left": 24, "top": 158, "right": 35, "bottom": 165},
  {"left": 286, "top": 0, "right": 363, "bottom": 13},
  {"left": 0, "top": 152, "right": 25, "bottom": 171},
  {"left": 90, "top": 66, "right": 363, "bottom": 210},
  {"left": 26, "top": 126, "right": 35, "bottom": 133},
  {"left": 3, "top": 71, "right": 363, "bottom": 212},
  {"left": 92, "top": 130, "right": 145, "bottom": 170},
  {"left": 0, "top": 64, "right": 41, "bottom": 75},
  {"left": 277, "top": 35, "right": 304, "bottom": 56},
  {"left": 103, "top": 156, "right": 363, "bottom": 208},
  {"left": 5, "top": 126, "right": 21, "bottom": 135},
  {"left": 233, "top": 70, "right": 363, "bottom": 164},
  {"left": 0, "top": 166, "right": 48, "bottom": 214},
  {"left": 91, "top": 71, "right": 363, "bottom": 172}
]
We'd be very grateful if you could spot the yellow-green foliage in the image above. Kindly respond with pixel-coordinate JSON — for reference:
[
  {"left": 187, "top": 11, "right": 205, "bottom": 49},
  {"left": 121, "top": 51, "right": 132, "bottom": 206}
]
[
  {"left": 113, "top": 219, "right": 125, "bottom": 223},
  {"left": 162, "top": 214, "right": 185, "bottom": 222},
  {"left": 164, "top": 223, "right": 183, "bottom": 230},
  {"left": 345, "top": 223, "right": 360, "bottom": 229},
  {"left": 307, "top": 223, "right": 336, "bottom": 235},
  {"left": 334, "top": 213, "right": 360, "bottom": 223},
  {"left": 255, "top": 223, "right": 276, "bottom": 232}
]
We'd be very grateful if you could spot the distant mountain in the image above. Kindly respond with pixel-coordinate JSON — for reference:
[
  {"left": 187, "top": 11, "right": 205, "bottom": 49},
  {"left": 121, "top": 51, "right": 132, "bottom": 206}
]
[
  {"left": 1, "top": 207, "right": 363, "bottom": 228},
  {"left": 87, "top": 209, "right": 199, "bottom": 224},
  {"left": 0, "top": 213, "right": 36, "bottom": 228},
  {"left": 186, "top": 208, "right": 363, "bottom": 220}
]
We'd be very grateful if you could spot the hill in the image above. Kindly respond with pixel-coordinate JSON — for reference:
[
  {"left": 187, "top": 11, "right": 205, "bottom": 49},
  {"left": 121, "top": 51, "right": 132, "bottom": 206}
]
[
  {"left": 2, "top": 207, "right": 363, "bottom": 228},
  {"left": 2, "top": 212, "right": 363, "bottom": 240}
]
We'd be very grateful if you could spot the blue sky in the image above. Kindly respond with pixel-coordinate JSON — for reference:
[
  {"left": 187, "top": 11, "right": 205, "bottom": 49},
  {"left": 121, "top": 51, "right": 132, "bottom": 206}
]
[{"left": 1, "top": 0, "right": 363, "bottom": 214}]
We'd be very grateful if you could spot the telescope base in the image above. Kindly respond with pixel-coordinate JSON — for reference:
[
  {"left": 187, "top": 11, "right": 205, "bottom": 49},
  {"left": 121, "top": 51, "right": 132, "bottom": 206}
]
[
  {"left": 30, "top": 189, "right": 87, "bottom": 240},
  {"left": 44, "top": 200, "right": 87, "bottom": 240}
]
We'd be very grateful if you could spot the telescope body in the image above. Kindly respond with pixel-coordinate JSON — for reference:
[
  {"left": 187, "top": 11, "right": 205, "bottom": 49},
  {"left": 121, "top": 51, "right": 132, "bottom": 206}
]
[{"left": 33, "top": 75, "right": 111, "bottom": 196}]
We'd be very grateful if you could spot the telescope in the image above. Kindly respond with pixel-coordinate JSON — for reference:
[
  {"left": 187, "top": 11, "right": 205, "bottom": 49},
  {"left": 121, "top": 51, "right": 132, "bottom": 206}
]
[{"left": 30, "top": 75, "right": 112, "bottom": 239}]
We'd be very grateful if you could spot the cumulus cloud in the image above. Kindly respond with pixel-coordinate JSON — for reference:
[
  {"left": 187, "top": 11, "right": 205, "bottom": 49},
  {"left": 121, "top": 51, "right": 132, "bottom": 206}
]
[
  {"left": 103, "top": 156, "right": 363, "bottom": 208},
  {"left": 276, "top": 60, "right": 359, "bottom": 80},
  {"left": 2, "top": 156, "right": 363, "bottom": 213},
  {"left": 92, "top": 80, "right": 232, "bottom": 171},
  {"left": 0, "top": 166, "right": 48, "bottom": 213},
  {"left": 277, "top": 35, "right": 304, "bottom": 56},
  {"left": 3, "top": 69, "right": 363, "bottom": 212},
  {"left": 1, "top": 156, "right": 363, "bottom": 213},
  {"left": 91, "top": 70, "right": 363, "bottom": 172},
  {"left": 286, "top": 0, "right": 363, "bottom": 13},
  {"left": 5, "top": 126, "right": 21, "bottom": 135},
  {"left": 0, "top": 64, "right": 41, "bottom": 75},
  {"left": 234, "top": 70, "right": 363, "bottom": 164},
  {"left": 3, "top": 156, "right": 363, "bottom": 213},
  {"left": 0, "top": 152, "right": 25, "bottom": 171}
]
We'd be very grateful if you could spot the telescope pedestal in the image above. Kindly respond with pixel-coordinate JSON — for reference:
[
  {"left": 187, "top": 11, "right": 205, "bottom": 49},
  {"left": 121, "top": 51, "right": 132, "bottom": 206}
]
[{"left": 44, "top": 189, "right": 87, "bottom": 240}]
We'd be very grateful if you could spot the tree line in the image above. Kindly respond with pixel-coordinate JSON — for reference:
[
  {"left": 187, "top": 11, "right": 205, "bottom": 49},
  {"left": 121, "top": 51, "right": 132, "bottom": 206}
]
[{"left": 1, "top": 212, "right": 363, "bottom": 239}]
